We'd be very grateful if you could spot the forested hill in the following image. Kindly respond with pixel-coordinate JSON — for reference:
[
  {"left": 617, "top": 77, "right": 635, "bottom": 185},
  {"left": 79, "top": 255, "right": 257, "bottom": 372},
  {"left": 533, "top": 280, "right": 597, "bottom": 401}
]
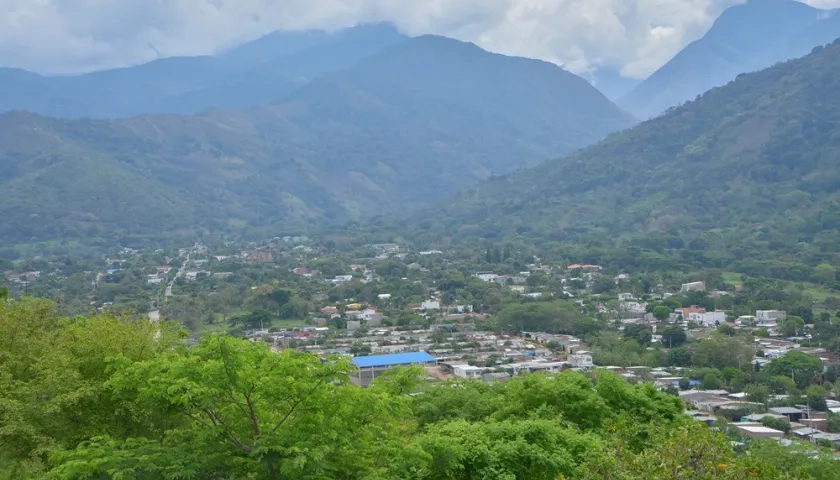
[
  {"left": 0, "top": 35, "right": 634, "bottom": 246},
  {"left": 413, "top": 39, "right": 840, "bottom": 270}
]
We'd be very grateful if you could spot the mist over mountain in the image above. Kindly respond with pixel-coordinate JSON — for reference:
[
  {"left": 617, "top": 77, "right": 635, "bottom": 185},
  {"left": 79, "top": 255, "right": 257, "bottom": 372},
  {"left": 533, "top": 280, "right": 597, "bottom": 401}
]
[{"left": 619, "top": 0, "right": 840, "bottom": 118}]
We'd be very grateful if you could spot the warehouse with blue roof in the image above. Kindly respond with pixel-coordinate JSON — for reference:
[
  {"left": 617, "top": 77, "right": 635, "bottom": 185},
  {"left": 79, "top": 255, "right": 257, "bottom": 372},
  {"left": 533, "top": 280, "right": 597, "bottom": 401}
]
[{"left": 351, "top": 352, "right": 436, "bottom": 386}]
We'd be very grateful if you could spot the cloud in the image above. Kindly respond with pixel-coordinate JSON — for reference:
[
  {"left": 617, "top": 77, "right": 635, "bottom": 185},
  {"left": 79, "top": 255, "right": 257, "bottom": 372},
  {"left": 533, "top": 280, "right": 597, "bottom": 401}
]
[{"left": 1, "top": 0, "right": 838, "bottom": 77}]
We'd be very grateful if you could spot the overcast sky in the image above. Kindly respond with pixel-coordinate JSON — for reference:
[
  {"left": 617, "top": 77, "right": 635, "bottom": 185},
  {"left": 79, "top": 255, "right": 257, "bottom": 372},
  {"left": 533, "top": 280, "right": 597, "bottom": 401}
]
[{"left": 1, "top": 0, "right": 839, "bottom": 78}]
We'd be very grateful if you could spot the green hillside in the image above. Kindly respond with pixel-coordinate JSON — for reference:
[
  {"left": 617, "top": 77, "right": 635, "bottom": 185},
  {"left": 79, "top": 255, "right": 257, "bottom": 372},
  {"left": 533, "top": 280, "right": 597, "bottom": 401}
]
[
  {"left": 0, "top": 36, "right": 633, "bottom": 246},
  {"left": 413, "top": 39, "right": 840, "bottom": 273}
]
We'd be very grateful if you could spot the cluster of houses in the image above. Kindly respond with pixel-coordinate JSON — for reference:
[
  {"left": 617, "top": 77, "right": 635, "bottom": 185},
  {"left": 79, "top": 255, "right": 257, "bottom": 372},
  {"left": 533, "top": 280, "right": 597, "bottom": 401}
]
[{"left": 681, "top": 389, "right": 840, "bottom": 447}]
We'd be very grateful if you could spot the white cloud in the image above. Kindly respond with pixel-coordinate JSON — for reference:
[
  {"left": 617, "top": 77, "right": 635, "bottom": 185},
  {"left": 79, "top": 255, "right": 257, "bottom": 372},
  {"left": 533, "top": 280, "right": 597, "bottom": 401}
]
[{"left": 0, "top": 0, "right": 838, "bottom": 77}]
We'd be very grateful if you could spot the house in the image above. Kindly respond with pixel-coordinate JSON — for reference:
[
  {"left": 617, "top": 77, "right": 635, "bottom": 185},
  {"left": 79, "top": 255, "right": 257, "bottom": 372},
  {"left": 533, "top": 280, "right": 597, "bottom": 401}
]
[
  {"left": 418, "top": 250, "right": 443, "bottom": 255},
  {"left": 681, "top": 281, "right": 706, "bottom": 292},
  {"left": 568, "top": 354, "right": 593, "bottom": 368},
  {"left": 212, "top": 272, "right": 233, "bottom": 279},
  {"left": 687, "top": 311, "right": 726, "bottom": 327},
  {"left": 377, "top": 294, "right": 392, "bottom": 300},
  {"left": 769, "top": 407, "right": 805, "bottom": 422},
  {"left": 147, "top": 275, "right": 164, "bottom": 285},
  {"left": 293, "top": 267, "right": 310, "bottom": 276},
  {"left": 482, "top": 372, "right": 511, "bottom": 382},
  {"left": 156, "top": 266, "right": 173, "bottom": 275},
  {"left": 421, "top": 300, "right": 441, "bottom": 310},
  {"left": 453, "top": 365, "right": 486, "bottom": 379},
  {"left": 756, "top": 310, "right": 787, "bottom": 324},
  {"left": 735, "top": 424, "right": 784, "bottom": 439},
  {"left": 320, "top": 306, "right": 339, "bottom": 315},
  {"left": 618, "top": 293, "right": 634, "bottom": 301},
  {"left": 475, "top": 272, "right": 498, "bottom": 282},
  {"left": 185, "top": 270, "right": 206, "bottom": 281},
  {"left": 332, "top": 275, "right": 354, "bottom": 284},
  {"left": 674, "top": 306, "right": 706, "bottom": 322},
  {"left": 809, "top": 432, "right": 840, "bottom": 449}
]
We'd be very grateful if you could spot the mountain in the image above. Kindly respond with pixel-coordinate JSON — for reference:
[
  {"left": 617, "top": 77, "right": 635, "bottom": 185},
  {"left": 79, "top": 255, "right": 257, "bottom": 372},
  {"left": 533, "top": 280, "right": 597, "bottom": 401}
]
[
  {"left": 619, "top": 0, "right": 837, "bottom": 119},
  {"left": 0, "top": 35, "right": 634, "bottom": 245},
  {"left": 584, "top": 67, "right": 642, "bottom": 100},
  {"left": 416, "top": 39, "right": 840, "bottom": 268},
  {"left": 0, "top": 23, "right": 407, "bottom": 118}
]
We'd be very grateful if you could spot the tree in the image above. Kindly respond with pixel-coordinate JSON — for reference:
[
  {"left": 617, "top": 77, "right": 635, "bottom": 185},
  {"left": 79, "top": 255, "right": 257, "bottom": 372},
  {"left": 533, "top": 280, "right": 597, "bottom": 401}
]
[
  {"left": 743, "top": 383, "right": 770, "bottom": 404},
  {"left": 52, "top": 336, "right": 413, "bottom": 479},
  {"left": 668, "top": 347, "right": 693, "bottom": 367},
  {"left": 765, "top": 351, "right": 824, "bottom": 388},
  {"left": 761, "top": 416, "right": 791, "bottom": 434},
  {"left": 691, "top": 335, "right": 754, "bottom": 370},
  {"left": 701, "top": 372, "right": 723, "bottom": 390},
  {"left": 623, "top": 323, "right": 653, "bottom": 346},
  {"left": 652, "top": 305, "right": 671, "bottom": 321},
  {"left": 660, "top": 326, "right": 687, "bottom": 348},
  {"left": 780, "top": 315, "right": 806, "bottom": 337}
]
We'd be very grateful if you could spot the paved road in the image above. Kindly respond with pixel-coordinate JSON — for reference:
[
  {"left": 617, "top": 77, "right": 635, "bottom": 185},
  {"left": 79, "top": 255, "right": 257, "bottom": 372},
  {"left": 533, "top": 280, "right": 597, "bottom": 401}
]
[{"left": 165, "top": 254, "right": 189, "bottom": 299}]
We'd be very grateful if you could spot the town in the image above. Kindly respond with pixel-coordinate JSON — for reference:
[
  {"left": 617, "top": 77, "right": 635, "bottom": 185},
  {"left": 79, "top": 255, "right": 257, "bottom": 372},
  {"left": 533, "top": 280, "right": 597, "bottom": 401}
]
[{"left": 3, "top": 236, "right": 840, "bottom": 453}]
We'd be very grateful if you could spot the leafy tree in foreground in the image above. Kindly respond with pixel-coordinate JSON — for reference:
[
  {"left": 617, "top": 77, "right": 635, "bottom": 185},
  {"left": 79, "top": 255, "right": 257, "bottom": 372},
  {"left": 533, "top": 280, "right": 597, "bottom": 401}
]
[{"left": 52, "top": 336, "right": 414, "bottom": 479}]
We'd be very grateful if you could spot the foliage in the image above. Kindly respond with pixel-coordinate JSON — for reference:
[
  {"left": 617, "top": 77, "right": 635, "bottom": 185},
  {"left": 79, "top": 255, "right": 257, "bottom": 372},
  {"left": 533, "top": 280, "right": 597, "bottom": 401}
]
[{"left": 765, "top": 351, "right": 824, "bottom": 388}]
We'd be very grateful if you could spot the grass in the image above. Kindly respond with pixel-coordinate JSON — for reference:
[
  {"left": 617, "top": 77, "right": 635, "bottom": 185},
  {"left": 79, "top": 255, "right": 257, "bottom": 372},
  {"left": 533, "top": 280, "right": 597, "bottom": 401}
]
[
  {"left": 722, "top": 272, "right": 744, "bottom": 287},
  {"left": 724, "top": 271, "right": 837, "bottom": 302},
  {"left": 190, "top": 313, "right": 307, "bottom": 337}
]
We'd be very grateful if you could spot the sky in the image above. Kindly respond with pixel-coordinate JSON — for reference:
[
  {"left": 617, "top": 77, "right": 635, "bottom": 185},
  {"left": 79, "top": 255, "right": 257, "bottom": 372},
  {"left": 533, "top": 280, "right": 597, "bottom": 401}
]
[{"left": 1, "top": 0, "right": 839, "bottom": 78}]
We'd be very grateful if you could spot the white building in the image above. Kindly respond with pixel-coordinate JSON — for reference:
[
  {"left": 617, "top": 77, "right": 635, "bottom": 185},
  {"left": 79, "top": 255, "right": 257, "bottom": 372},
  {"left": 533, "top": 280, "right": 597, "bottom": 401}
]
[
  {"left": 453, "top": 365, "right": 486, "bottom": 378},
  {"left": 681, "top": 281, "right": 706, "bottom": 292},
  {"left": 421, "top": 300, "right": 441, "bottom": 310},
  {"left": 475, "top": 272, "right": 498, "bottom": 282},
  {"left": 688, "top": 311, "right": 726, "bottom": 327},
  {"left": 618, "top": 293, "right": 634, "bottom": 301},
  {"left": 568, "top": 354, "right": 593, "bottom": 368},
  {"left": 378, "top": 294, "right": 392, "bottom": 300},
  {"left": 756, "top": 310, "right": 787, "bottom": 324},
  {"left": 332, "top": 275, "right": 354, "bottom": 284}
]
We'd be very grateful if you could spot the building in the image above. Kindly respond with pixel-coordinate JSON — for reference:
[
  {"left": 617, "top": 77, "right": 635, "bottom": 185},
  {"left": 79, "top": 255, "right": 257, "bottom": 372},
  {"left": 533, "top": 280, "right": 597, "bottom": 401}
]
[
  {"left": 568, "top": 354, "right": 593, "bottom": 368},
  {"left": 756, "top": 310, "right": 787, "bottom": 324},
  {"left": 674, "top": 306, "right": 706, "bottom": 322},
  {"left": 352, "top": 352, "right": 437, "bottom": 386},
  {"left": 687, "top": 311, "right": 726, "bottom": 327},
  {"left": 453, "top": 364, "right": 486, "bottom": 379},
  {"left": 421, "top": 300, "right": 441, "bottom": 310},
  {"left": 681, "top": 281, "right": 706, "bottom": 292},
  {"left": 735, "top": 424, "right": 784, "bottom": 439},
  {"left": 769, "top": 407, "right": 805, "bottom": 422},
  {"left": 475, "top": 272, "right": 498, "bottom": 282}
]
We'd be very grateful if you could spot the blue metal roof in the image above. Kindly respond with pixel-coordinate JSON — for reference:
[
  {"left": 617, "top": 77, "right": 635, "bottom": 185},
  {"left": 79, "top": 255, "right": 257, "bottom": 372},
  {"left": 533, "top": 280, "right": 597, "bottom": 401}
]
[{"left": 352, "top": 352, "right": 436, "bottom": 368}]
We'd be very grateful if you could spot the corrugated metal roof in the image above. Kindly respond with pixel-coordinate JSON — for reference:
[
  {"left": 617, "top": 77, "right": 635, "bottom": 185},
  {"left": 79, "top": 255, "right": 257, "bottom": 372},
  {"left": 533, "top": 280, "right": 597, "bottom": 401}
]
[{"left": 352, "top": 352, "right": 436, "bottom": 368}]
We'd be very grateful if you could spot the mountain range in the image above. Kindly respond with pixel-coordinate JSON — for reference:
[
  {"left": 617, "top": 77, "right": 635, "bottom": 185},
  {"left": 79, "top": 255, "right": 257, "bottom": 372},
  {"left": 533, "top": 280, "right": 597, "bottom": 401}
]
[
  {"left": 0, "top": 34, "right": 634, "bottom": 245},
  {"left": 619, "top": 0, "right": 840, "bottom": 118},
  {"left": 0, "top": 24, "right": 408, "bottom": 119},
  {"left": 414, "top": 38, "right": 840, "bottom": 267}
]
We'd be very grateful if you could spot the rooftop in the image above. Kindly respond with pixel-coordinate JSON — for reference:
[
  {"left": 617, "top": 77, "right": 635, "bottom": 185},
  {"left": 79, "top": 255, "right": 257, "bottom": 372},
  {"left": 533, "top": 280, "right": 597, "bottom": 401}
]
[{"left": 352, "top": 351, "right": 436, "bottom": 368}]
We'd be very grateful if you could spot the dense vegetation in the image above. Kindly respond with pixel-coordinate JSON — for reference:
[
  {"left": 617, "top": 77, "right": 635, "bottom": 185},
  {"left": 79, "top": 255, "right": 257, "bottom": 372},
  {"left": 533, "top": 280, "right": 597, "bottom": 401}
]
[
  {"left": 619, "top": 0, "right": 840, "bottom": 118},
  {"left": 2, "top": 296, "right": 839, "bottom": 480},
  {"left": 406, "top": 39, "right": 840, "bottom": 279},
  {"left": 0, "top": 35, "right": 632, "bottom": 247}
]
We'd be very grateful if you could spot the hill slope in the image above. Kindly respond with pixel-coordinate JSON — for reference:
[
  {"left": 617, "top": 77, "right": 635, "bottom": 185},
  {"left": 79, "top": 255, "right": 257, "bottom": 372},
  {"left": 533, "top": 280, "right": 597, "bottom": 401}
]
[
  {"left": 0, "top": 36, "right": 634, "bottom": 245},
  {"left": 619, "top": 0, "right": 837, "bottom": 118},
  {"left": 0, "top": 24, "right": 407, "bottom": 118},
  {"left": 419, "top": 39, "right": 840, "bottom": 267}
]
